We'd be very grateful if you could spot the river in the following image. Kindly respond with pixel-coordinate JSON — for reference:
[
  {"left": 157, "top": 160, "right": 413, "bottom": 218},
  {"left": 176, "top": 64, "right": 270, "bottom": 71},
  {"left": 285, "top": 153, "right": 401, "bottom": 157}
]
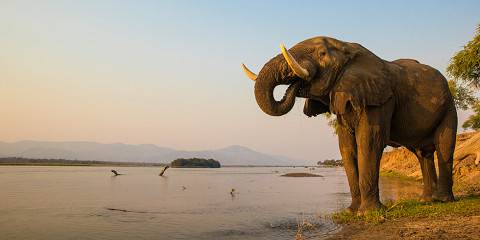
[{"left": 0, "top": 166, "right": 422, "bottom": 239}]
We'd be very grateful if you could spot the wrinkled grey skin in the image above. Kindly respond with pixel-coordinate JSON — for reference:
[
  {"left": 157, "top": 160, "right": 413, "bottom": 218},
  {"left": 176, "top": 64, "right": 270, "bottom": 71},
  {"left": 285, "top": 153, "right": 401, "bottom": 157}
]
[{"left": 249, "top": 37, "right": 457, "bottom": 213}]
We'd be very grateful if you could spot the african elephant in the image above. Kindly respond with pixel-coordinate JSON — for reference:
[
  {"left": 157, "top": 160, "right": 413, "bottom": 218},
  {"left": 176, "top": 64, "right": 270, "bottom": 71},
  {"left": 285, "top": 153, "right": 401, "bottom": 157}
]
[{"left": 242, "top": 37, "right": 457, "bottom": 213}]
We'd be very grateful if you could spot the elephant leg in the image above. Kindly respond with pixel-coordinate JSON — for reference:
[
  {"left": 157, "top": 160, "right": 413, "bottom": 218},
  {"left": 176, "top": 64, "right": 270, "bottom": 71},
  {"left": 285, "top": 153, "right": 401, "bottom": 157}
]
[
  {"left": 433, "top": 107, "right": 457, "bottom": 202},
  {"left": 356, "top": 101, "right": 393, "bottom": 213},
  {"left": 337, "top": 118, "right": 360, "bottom": 212},
  {"left": 411, "top": 147, "right": 437, "bottom": 202}
]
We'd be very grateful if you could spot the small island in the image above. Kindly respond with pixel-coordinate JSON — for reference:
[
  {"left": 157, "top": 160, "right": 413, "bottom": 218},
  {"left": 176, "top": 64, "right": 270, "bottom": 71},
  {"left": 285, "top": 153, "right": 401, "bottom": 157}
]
[
  {"left": 170, "top": 158, "right": 221, "bottom": 168},
  {"left": 317, "top": 159, "right": 343, "bottom": 167}
]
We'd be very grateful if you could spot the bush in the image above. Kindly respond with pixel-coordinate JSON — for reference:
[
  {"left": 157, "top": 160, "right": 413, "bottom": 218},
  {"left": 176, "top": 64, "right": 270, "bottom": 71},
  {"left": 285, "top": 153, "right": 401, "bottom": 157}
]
[
  {"left": 318, "top": 159, "right": 343, "bottom": 166},
  {"left": 170, "top": 158, "right": 221, "bottom": 168}
]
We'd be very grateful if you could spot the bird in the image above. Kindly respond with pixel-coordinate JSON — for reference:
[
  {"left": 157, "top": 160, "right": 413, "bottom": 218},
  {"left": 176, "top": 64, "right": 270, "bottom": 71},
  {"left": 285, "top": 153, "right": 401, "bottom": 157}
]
[
  {"left": 230, "top": 188, "right": 236, "bottom": 196},
  {"left": 111, "top": 170, "right": 123, "bottom": 176},
  {"left": 181, "top": 186, "right": 187, "bottom": 190},
  {"left": 159, "top": 166, "right": 170, "bottom": 176}
]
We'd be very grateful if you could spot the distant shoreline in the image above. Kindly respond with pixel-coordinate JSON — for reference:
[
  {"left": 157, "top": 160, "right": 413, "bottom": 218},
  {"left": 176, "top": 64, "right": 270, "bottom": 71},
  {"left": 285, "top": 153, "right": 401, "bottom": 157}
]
[
  {"left": 0, "top": 163, "right": 325, "bottom": 168},
  {"left": 0, "top": 157, "right": 165, "bottom": 167},
  {"left": 0, "top": 163, "right": 164, "bottom": 167},
  {"left": 0, "top": 157, "right": 327, "bottom": 168}
]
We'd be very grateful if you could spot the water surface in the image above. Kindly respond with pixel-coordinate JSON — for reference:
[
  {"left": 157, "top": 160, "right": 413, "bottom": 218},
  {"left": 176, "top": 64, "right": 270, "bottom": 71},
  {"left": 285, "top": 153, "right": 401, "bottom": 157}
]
[{"left": 0, "top": 166, "right": 421, "bottom": 239}]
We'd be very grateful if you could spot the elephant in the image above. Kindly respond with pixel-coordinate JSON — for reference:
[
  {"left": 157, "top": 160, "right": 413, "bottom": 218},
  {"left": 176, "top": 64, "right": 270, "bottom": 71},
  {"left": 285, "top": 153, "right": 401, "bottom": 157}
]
[{"left": 242, "top": 36, "right": 457, "bottom": 213}]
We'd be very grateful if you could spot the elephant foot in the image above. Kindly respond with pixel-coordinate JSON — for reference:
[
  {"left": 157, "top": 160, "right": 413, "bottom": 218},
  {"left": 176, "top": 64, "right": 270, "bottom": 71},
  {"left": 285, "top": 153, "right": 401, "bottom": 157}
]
[
  {"left": 346, "top": 205, "right": 358, "bottom": 214},
  {"left": 357, "top": 201, "right": 386, "bottom": 216},
  {"left": 346, "top": 200, "right": 361, "bottom": 213},
  {"left": 346, "top": 207, "right": 356, "bottom": 214},
  {"left": 420, "top": 194, "right": 435, "bottom": 202},
  {"left": 434, "top": 192, "right": 455, "bottom": 202}
]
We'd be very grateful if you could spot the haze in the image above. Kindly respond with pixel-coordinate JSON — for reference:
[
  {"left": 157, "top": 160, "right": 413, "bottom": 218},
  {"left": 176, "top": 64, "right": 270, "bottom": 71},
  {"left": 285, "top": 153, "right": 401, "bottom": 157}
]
[{"left": 1, "top": 0, "right": 479, "bottom": 162}]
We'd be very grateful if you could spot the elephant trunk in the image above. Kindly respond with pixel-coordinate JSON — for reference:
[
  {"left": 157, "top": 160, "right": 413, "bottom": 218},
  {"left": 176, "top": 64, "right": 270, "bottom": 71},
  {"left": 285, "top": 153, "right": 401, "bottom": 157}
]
[{"left": 254, "top": 77, "right": 300, "bottom": 116}]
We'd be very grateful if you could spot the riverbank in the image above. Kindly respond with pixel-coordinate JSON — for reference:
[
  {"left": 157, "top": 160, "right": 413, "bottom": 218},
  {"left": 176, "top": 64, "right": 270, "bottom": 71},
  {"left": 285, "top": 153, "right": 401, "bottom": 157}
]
[
  {"left": 324, "top": 130, "right": 480, "bottom": 240},
  {"left": 327, "top": 195, "right": 480, "bottom": 239}
]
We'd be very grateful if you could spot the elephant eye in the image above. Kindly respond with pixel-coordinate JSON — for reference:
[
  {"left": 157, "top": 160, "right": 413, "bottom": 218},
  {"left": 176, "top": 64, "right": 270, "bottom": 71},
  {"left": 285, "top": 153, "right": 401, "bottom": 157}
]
[{"left": 319, "top": 51, "right": 326, "bottom": 57}]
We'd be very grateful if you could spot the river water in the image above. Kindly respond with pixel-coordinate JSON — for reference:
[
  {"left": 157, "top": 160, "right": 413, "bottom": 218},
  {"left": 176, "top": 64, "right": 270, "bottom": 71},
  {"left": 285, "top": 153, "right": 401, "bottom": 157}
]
[{"left": 0, "top": 166, "right": 422, "bottom": 239}]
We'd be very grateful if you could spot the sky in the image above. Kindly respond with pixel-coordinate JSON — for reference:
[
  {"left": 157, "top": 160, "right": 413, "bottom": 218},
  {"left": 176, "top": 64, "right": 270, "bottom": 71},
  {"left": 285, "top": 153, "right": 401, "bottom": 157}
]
[{"left": 0, "top": 0, "right": 479, "bottom": 162}]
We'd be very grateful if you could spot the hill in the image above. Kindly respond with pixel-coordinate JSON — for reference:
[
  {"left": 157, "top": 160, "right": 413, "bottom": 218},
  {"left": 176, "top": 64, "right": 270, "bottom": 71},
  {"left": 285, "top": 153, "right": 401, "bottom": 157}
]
[{"left": 0, "top": 141, "right": 298, "bottom": 166}]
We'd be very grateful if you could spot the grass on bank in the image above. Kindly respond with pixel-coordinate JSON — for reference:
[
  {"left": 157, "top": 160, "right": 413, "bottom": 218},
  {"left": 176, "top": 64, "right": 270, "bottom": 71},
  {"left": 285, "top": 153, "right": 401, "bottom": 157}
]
[{"left": 332, "top": 195, "right": 480, "bottom": 224}]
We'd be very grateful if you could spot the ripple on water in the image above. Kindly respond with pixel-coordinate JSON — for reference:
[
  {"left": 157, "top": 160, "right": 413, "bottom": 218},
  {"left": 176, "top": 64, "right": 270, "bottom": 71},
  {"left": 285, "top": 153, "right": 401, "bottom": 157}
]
[{"left": 267, "top": 215, "right": 341, "bottom": 238}]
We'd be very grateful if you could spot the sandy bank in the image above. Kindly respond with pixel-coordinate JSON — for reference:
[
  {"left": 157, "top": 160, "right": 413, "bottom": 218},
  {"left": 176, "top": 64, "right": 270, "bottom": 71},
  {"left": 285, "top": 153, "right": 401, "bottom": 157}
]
[{"left": 280, "top": 172, "right": 323, "bottom": 177}]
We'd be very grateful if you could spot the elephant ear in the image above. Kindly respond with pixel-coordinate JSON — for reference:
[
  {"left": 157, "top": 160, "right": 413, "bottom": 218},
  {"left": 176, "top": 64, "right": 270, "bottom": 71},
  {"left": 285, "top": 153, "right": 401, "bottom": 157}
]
[
  {"left": 330, "top": 64, "right": 393, "bottom": 115},
  {"left": 303, "top": 99, "right": 329, "bottom": 117}
]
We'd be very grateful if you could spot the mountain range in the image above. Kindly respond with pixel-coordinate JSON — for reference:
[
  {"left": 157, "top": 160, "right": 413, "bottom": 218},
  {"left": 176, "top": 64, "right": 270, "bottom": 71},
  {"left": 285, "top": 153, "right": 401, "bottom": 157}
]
[{"left": 0, "top": 140, "right": 303, "bottom": 166}]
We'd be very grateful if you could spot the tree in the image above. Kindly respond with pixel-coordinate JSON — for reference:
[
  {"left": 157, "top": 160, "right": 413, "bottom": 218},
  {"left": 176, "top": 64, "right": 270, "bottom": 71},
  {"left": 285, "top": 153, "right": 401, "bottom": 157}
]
[
  {"left": 462, "top": 103, "right": 480, "bottom": 130},
  {"left": 448, "top": 79, "right": 477, "bottom": 111},
  {"left": 447, "top": 25, "right": 480, "bottom": 88},
  {"left": 447, "top": 24, "right": 480, "bottom": 130}
]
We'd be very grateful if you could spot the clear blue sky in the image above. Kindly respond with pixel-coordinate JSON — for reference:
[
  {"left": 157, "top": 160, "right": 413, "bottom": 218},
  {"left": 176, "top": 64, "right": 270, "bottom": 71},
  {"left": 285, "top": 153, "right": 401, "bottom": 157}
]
[{"left": 1, "top": 0, "right": 479, "bottom": 163}]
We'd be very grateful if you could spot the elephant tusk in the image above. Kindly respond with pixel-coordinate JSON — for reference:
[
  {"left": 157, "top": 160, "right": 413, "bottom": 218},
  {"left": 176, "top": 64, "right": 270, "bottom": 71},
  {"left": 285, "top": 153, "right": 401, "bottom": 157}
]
[
  {"left": 241, "top": 63, "right": 257, "bottom": 81},
  {"left": 280, "top": 43, "right": 309, "bottom": 79}
]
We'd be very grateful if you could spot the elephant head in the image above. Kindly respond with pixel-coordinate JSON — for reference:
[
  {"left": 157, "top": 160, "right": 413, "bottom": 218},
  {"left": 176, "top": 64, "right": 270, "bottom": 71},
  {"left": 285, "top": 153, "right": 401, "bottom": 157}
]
[{"left": 242, "top": 37, "right": 362, "bottom": 116}]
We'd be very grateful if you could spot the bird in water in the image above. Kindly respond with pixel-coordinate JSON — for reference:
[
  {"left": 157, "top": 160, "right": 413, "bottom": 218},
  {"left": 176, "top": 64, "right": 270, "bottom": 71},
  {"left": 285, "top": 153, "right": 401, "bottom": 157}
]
[
  {"left": 111, "top": 170, "right": 123, "bottom": 176},
  {"left": 230, "top": 188, "right": 236, "bottom": 196},
  {"left": 159, "top": 166, "right": 170, "bottom": 176},
  {"left": 181, "top": 186, "right": 187, "bottom": 190}
]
